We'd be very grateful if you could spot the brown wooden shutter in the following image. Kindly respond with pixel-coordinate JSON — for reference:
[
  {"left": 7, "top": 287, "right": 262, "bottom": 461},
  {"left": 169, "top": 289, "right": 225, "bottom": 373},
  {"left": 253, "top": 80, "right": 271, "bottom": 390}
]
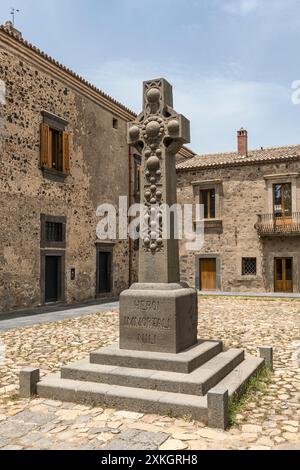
[
  {"left": 63, "top": 132, "right": 70, "bottom": 173},
  {"left": 40, "top": 123, "right": 51, "bottom": 168}
]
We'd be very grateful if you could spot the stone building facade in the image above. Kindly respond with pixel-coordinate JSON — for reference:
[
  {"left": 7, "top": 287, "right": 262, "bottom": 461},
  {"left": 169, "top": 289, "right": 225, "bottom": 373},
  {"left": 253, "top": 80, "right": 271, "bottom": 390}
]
[
  {"left": 0, "top": 22, "right": 136, "bottom": 314},
  {"left": 177, "top": 132, "right": 300, "bottom": 294},
  {"left": 0, "top": 22, "right": 193, "bottom": 314}
]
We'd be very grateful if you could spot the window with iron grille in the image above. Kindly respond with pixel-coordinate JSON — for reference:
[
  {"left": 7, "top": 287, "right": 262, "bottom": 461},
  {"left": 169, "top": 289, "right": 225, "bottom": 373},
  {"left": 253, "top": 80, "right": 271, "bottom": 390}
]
[
  {"left": 242, "top": 258, "right": 257, "bottom": 276},
  {"left": 46, "top": 222, "right": 63, "bottom": 242},
  {"left": 41, "top": 215, "right": 66, "bottom": 248}
]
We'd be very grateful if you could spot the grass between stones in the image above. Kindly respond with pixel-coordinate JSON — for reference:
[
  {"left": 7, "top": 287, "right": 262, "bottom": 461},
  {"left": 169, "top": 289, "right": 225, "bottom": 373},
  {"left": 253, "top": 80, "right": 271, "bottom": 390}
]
[{"left": 228, "top": 367, "right": 272, "bottom": 427}]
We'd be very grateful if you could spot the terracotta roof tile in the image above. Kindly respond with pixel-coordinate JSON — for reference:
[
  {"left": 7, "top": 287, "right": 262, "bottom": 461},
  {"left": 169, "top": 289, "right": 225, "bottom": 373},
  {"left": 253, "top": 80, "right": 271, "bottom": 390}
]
[{"left": 177, "top": 144, "right": 300, "bottom": 172}]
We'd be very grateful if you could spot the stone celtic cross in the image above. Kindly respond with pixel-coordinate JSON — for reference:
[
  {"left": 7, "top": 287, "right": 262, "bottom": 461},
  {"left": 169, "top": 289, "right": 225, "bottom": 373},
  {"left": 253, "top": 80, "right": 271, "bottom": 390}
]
[
  {"left": 128, "top": 78, "right": 190, "bottom": 284},
  {"left": 121, "top": 79, "right": 197, "bottom": 353}
]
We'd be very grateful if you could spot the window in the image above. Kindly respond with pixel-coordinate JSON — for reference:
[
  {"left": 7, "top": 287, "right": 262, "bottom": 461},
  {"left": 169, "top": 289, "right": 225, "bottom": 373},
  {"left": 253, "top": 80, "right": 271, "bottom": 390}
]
[
  {"left": 113, "top": 117, "right": 118, "bottom": 129},
  {"left": 200, "top": 189, "right": 216, "bottom": 219},
  {"left": 41, "top": 215, "right": 66, "bottom": 248},
  {"left": 46, "top": 221, "right": 63, "bottom": 243},
  {"left": 50, "top": 128, "right": 63, "bottom": 171},
  {"left": 242, "top": 258, "right": 257, "bottom": 276},
  {"left": 40, "top": 111, "right": 70, "bottom": 179},
  {"left": 273, "top": 183, "right": 292, "bottom": 218}
]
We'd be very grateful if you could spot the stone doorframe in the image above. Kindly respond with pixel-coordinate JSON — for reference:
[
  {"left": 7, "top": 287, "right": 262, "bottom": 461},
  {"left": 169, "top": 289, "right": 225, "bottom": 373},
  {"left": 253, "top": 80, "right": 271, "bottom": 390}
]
[
  {"left": 265, "top": 250, "right": 300, "bottom": 293},
  {"left": 40, "top": 250, "right": 66, "bottom": 305},
  {"left": 195, "top": 254, "right": 222, "bottom": 291}
]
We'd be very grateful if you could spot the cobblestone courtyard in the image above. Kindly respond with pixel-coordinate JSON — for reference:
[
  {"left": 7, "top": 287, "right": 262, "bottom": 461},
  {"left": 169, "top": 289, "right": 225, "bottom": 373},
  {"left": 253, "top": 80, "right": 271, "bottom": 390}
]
[{"left": 0, "top": 297, "right": 299, "bottom": 450}]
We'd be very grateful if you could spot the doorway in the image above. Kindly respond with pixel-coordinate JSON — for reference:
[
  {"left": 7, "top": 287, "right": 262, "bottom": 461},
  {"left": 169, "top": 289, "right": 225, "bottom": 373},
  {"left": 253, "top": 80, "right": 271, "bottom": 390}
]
[
  {"left": 97, "top": 251, "right": 112, "bottom": 295},
  {"left": 200, "top": 258, "right": 217, "bottom": 291},
  {"left": 45, "top": 255, "right": 61, "bottom": 303},
  {"left": 274, "top": 257, "right": 293, "bottom": 293},
  {"left": 273, "top": 183, "right": 292, "bottom": 228}
]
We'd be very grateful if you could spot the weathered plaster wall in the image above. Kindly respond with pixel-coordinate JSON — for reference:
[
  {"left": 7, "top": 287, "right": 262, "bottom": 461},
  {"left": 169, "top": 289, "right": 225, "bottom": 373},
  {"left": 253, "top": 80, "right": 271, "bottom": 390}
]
[{"left": 0, "top": 45, "right": 130, "bottom": 313}]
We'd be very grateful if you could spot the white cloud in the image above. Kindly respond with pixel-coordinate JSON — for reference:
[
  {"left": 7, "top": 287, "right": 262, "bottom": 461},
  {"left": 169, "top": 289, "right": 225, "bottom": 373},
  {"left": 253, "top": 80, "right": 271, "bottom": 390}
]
[
  {"left": 223, "top": 0, "right": 259, "bottom": 15},
  {"left": 83, "top": 59, "right": 294, "bottom": 154}
]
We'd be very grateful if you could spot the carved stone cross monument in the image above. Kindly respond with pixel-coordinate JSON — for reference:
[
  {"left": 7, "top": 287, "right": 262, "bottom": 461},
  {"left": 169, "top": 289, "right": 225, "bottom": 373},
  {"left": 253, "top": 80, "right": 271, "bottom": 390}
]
[
  {"left": 33, "top": 79, "right": 267, "bottom": 430},
  {"left": 120, "top": 78, "right": 198, "bottom": 353}
]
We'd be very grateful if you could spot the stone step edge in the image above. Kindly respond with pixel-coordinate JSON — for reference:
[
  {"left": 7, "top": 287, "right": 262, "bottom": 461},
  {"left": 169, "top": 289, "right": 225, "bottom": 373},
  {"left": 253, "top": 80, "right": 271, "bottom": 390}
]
[
  {"left": 61, "top": 348, "right": 245, "bottom": 396},
  {"left": 214, "top": 356, "right": 265, "bottom": 398},
  {"left": 37, "top": 375, "right": 208, "bottom": 422},
  {"left": 90, "top": 340, "right": 223, "bottom": 374}
]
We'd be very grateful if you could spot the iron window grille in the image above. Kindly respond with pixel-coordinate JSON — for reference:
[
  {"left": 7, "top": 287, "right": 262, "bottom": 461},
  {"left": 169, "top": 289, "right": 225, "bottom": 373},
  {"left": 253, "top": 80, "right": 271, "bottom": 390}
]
[
  {"left": 242, "top": 258, "right": 257, "bottom": 276},
  {"left": 46, "top": 222, "right": 63, "bottom": 243}
]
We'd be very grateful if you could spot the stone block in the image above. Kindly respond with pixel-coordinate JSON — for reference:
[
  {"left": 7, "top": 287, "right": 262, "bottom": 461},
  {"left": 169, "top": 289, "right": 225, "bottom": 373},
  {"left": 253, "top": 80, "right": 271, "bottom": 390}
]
[
  {"left": 119, "top": 283, "right": 198, "bottom": 353},
  {"left": 207, "top": 387, "right": 229, "bottom": 430},
  {"left": 258, "top": 346, "right": 273, "bottom": 371},
  {"left": 19, "top": 368, "right": 40, "bottom": 398},
  {"left": 90, "top": 340, "right": 222, "bottom": 373}
]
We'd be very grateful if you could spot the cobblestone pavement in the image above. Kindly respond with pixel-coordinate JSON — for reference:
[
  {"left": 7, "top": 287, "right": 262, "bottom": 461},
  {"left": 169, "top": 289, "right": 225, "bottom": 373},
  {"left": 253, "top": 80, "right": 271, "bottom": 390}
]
[{"left": 0, "top": 297, "right": 299, "bottom": 450}]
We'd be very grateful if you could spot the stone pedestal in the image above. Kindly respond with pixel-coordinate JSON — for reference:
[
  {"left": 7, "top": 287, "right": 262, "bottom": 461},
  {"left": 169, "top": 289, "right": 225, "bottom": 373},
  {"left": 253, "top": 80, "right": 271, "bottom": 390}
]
[{"left": 119, "top": 283, "right": 198, "bottom": 354}]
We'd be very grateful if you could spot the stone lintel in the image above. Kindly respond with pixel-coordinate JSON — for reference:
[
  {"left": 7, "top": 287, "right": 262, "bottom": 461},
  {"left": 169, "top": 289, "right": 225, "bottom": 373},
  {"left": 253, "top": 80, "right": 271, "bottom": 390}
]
[{"left": 192, "top": 179, "right": 223, "bottom": 187}]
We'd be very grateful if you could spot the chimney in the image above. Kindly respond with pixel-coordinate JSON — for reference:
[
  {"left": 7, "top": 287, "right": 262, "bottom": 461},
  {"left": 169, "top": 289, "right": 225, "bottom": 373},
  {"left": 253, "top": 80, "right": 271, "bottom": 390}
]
[
  {"left": 2, "top": 20, "right": 22, "bottom": 40},
  {"left": 237, "top": 128, "right": 248, "bottom": 157}
]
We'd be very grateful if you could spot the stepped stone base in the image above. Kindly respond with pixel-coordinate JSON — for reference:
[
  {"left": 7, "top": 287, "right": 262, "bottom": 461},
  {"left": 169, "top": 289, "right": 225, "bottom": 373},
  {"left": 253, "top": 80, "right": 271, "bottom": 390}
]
[{"left": 35, "top": 340, "right": 265, "bottom": 429}]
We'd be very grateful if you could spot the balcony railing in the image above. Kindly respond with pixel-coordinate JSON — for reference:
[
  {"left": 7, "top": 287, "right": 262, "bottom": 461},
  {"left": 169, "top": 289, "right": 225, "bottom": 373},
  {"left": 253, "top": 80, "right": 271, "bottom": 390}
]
[{"left": 256, "top": 213, "right": 300, "bottom": 236}]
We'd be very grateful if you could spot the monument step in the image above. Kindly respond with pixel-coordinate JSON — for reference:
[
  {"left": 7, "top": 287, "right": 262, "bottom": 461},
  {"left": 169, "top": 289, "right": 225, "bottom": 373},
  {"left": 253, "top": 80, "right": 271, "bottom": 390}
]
[
  {"left": 90, "top": 340, "right": 223, "bottom": 374},
  {"left": 62, "top": 348, "right": 244, "bottom": 396},
  {"left": 37, "top": 374, "right": 208, "bottom": 421},
  {"left": 36, "top": 355, "right": 263, "bottom": 423},
  {"left": 214, "top": 356, "right": 265, "bottom": 397}
]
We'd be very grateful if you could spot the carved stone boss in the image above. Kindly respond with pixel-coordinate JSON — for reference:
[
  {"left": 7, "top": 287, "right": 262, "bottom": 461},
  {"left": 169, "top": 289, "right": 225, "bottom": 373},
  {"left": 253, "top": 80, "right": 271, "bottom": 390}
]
[{"left": 128, "top": 78, "right": 190, "bottom": 284}]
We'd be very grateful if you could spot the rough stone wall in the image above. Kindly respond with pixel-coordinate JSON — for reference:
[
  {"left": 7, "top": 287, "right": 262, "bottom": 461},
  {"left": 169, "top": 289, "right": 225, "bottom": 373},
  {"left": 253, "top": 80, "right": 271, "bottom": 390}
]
[
  {"left": 177, "top": 161, "right": 300, "bottom": 293},
  {"left": 0, "top": 44, "right": 130, "bottom": 313}
]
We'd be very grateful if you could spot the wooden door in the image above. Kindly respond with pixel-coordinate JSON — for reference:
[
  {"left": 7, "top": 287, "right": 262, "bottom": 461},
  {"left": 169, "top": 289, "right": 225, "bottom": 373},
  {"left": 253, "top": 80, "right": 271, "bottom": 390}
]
[
  {"left": 45, "top": 256, "right": 60, "bottom": 303},
  {"left": 200, "top": 258, "right": 217, "bottom": 291},
  {"left": 97, "top": 251, "right": 112, "bottom": 294},
  {"left": 274, "top": 258, "right": 293, "bottom": 293}
]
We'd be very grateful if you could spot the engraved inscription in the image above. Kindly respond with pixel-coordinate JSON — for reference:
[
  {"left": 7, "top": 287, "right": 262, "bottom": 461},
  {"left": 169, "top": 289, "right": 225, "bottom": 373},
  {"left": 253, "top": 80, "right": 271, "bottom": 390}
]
[
  {"left": 122, "top": 316, "right": 171, "bottom": 331},
  {"left": 134, "top": 300, "right": 160, "bottom": 312},
  {"left": 137, "top": 333, "right": 156, "bottom": 346}
]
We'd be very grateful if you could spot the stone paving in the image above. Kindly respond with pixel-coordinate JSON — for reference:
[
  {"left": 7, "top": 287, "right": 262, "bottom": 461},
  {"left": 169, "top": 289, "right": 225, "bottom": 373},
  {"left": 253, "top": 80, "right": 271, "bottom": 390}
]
[
  {"left": 0, "top": 301, "right": 119, "bottom": 332},
  {"left": 0, "top": 297, "right": 299, "bottom": 450}
]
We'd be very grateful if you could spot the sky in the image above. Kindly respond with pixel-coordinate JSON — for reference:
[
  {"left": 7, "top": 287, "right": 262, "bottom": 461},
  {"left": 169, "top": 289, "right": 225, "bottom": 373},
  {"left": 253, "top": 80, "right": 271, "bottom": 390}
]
[{"left": 1, "top": 0, "right": 300, "bottom": 154}]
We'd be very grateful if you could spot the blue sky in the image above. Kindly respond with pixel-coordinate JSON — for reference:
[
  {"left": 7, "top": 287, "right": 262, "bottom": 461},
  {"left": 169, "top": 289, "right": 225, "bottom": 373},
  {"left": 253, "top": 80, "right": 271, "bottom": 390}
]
[{"left": 1, "top": 0, "right": 300, "bottom": 154}]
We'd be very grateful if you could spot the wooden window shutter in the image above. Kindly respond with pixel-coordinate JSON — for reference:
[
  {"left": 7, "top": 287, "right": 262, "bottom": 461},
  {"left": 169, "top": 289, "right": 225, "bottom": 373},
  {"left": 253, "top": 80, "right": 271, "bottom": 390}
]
[
  {"left": 63, "top": 132, "right": 70, "bottom": 173},
  {"left": 40, "top": 123, "right": 51, "bottom": 168}
]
